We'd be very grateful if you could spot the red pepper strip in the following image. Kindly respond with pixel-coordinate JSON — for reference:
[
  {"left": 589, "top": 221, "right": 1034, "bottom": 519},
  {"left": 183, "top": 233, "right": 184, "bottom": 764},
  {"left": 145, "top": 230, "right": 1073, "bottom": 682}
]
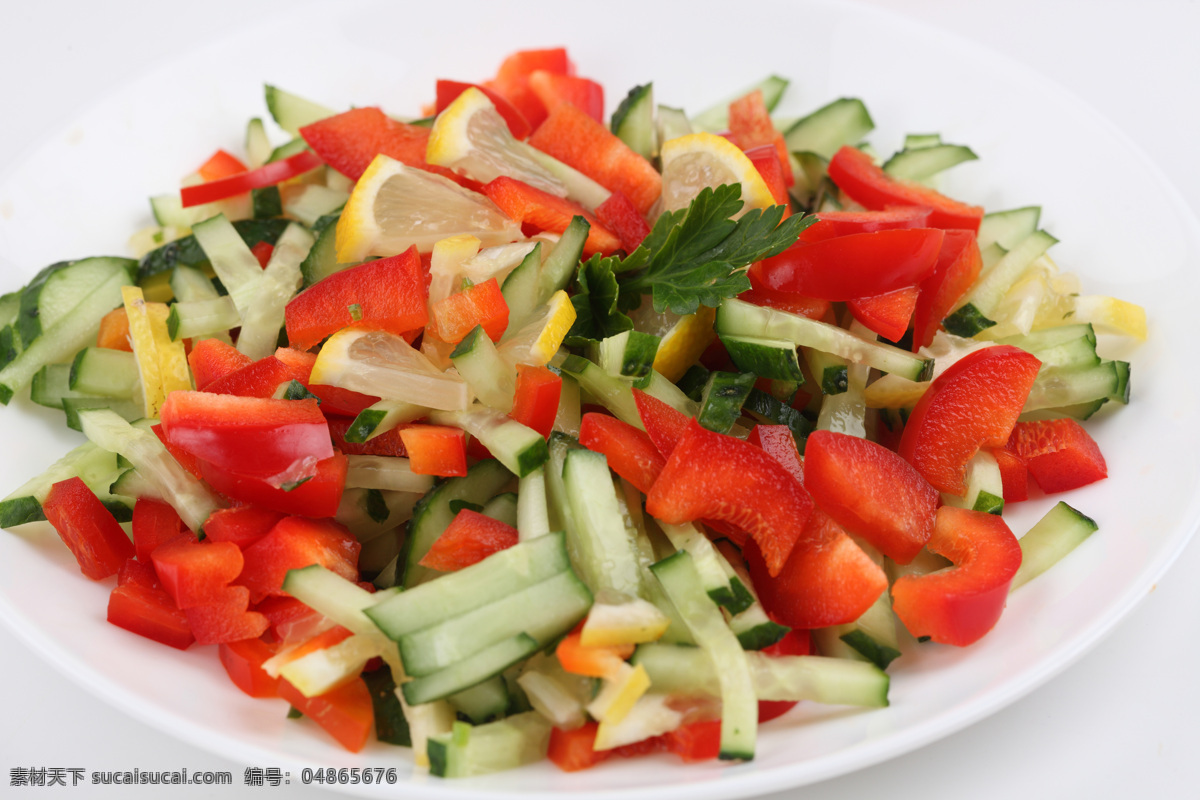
[
  {"left": 483, "top": 176, "right": 621, "bottom": 256},
  {"left": 990, "top": 446, "right": 1029, "bottom": 502},
  {"left": 757, "top": 629, "right": 812, "bottom": 723},
  {"left": 646, "top": 419, "right": 814, "bottom": 576},
  {"left": 151, "top": 423, "right": 205, "bottom": 479},
  {"left": 899, "top": 345, "right": 1041, "bottom": 495},
  {"left": 218, "top": 638, "right": 281, "bottom": 698},
  {"left": 203, "top": 506, "right": 284, "bottom": 551},
  {"left": 236, "top": 515, "right": 360, "bottom": 604},
  {"left": 847, "top": 284, "right": 920, "bottom": 343},
  {"left": 197, "top": 149, "right": 248, "bottom": 181},
  {"left": 755, "top": 228, "right": 945, "bottom": 301},
  {"left": 594, "top": 190, "right": 652, "bottom": 253},
  {"left": 399, "top": 425, "right": 468, "bottom": 477},
  {"left": 510, "top": 365, "right": 562, "bottom": 439},
  {"left": 528, "top": 71, "right": 605, "bottom": 123},
  {"left": 1006, "top": 419, "right": 1107, "bottom": 493},
  {"left": 42, "top": 477, "right": 135, "bottom": 580},
  {"left": 485, "top": 48, "right": 573, "bottom": 131},
  {"left": 131, "top": 497, "right": 189, "bottom": 563},
  {"left": 803, "top": 430, "right": 938, "bottom": 564},
  {"left": 151, "top": 539, "right": 245, "bottom": 609},
  {"left": 418, "top": 509, "right": 519, "bottom": 572},
  {"left": 747, "top": 424, "right": 804, "bottom": 484},
  {"left": 891, "top": 506, "right": 1022, "bottom": 646},
  {"left": 430, "top": 277, "right": 509, "bottom": 343},
  {"left": 107, "top": 582, "right": 195, "bottom": 650},
  {"left": 202, "top": 353, "right": 293, "bottom": 398},
  {"left": 579, "top": 412, "right": 665, "bottom": 494},
  {"left": 730, "top": 90, "right": 793, "bottom": 186},
  {"left": 181, "top": 149, "right": 322, "bottom": 208},
  {"left": 798, "top": 207, "right": 932, "bottom": 245},
  {"left": 436, "top": 80, "right": 531, "bottom": 140},
  {"left": 828, "top": 145, "right": 984, "bottom": 232},
  {"left": 911, "top": 229, "right": 983, "bottom": 351},
  {"left": 188, "top": 338, "right": 253, "bottom": 391},
  {"left": 279, "top": 676, "right": 375, "bottom": 753},
  {"left": 739, "top": 284, "right": 832, "bottom": 322},
  {"left": 632, "top": 388, "right": 691, "bottom": 459},
  {"left": 200, "top": 452, "right": 347, "bottom": 520},
  {"left": 744, "top": 145, "right": 790, "bottom": 208},
  {"left": 183, "top": 585, "right": 270, "bottom": 645}
]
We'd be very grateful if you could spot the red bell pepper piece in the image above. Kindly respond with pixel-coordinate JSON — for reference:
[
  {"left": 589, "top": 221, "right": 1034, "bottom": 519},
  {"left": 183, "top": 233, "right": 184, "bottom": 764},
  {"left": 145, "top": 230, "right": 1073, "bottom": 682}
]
[
  {"left": 107, "top": 582, "right": 195, "bottom": 650},
  {"left": 203, "top": 506, "right": 284, "bottom": 551},
  {"left": 118, "top": 558, "right": 160, "bottom": 590},
  {"left": 528, "top": 71, "right": 605, "bottom": 123},
  {"left": 754, "top": 228, "right": 944, "bottom": 301},
  {"left": 418, "top": 509, "right": 519, "bottom": 572},
  {"left": 151, "top": 538, "right": 245, "bottom": 608},
  {"left": 556, "top": 630, "right": 634, "bottom": 678},
  {"left": 891, "top": 506, "right": 1022, "bottom": 646},
  {"left": 632, "top": 388, "right": 691, "bottom": 459},
  {"left": 483, "top": 176, "right": 621, "bottom": 256},
  {"left": 278, "top": 676, "right": 374, "bottom": 753},
  {"left": 646, "top": 420, "right": 814, "bottom": 576},
  {"left": 160, "top": 392, "right": 333, "bottom": 479},
  {"left": 847, "top": 284, "right": 920, "bottom": 343},
  {"left": 271, "top": 347, "right": 380, "bottom": 416},
  {"left": 747, "top": 424, "right": 805, "bottom": 484},
  {"left": 96, "top": 307, "right": 133, "bottom": 352},
  {"left": 218, "top": 638, "right": 281, "bottom": 698},
  {"left": 756, "top": 629, "right": 812, "bottom": 723},
  {"left": 398, "top": 426, "right": 467, "bottom": 477},
  {"left": 250, "top": 241, "right": 274, "bottom": 268},
  {"left": 1005, "top": 419, "right": 1107, "bottom": 493},
  {"left": 187, "top": 338, "right": 253, "bottom": 391},
  {"left": 254, "top": 595, "right": 322, "bottom": 643},
  {"left": 803, "top": 430, "right": 938, "bottom": 564},
  {"left": 181, "top": 150, "right": 322, "bottom": 208},
  {"left": 594, "top": 190, "right": 651, "bottom": 253},
  {"left": 327, "top": 416, "right": 411, "bottom": 458},
  {"left": 729, "top": 89, "right": 793, "bottom": 186},
  {"left": 899, "top": 345, "right": 1041, "bottom": 495},
  {"left": 298, "top": 107, "right": 460, "bottom": 184},
  {"left": 284, "top": 247, "right": 428, "bottom": 351},
  {"left": 199, "top": 452, "right": 347, "bottom": 519},
  {"left": 797, "top": 207, "right": 933, "bottom": 245},
  {"left": 912, "top": 229, "right": 983, "bottom": 350},
  {"left": 130, "top": 497, "right": 190, "bottom": 563},
  {"left": 183, "top": 585, "right": 270, "bottom": 645},
  {"left": 435, "top": 79, "right": 531, "bottom": 139},
  {"left": 237, "top": 515, "right": 360, "bottom": 603},
  {"left": 510, "top": 364, "right": 562, "bottom": 439},
  {"left": 151, "top": 423, "right": 205, "bottom": 479},
  {"left": 547, "top": 723, "right": 609, "bottom": 772},
  {"left": 745, "top": 508, "right": 888, "bottom": 628},
  {"left": 578, "top": 412, "right": 665, "bottom": 494},
  {"left": 990, "top": 446, "right": 1029, "bottom": 502},
  {"left": 430, "top": 277, "right": 509, "bottom": 343},
  {"left": 828, "top": 146, "right": 984, "bottom": 232},
  {"left": 528, "top": 103, "right": 662, "bottom": 217},
  {"left": 201, "top": 352, "right": 293, "bottom": 398},
  {"left": 484, "top": 48, "right": 573, "bottom": 130},
  {"left": 744, "top": 145, "right": 790, "bottom": 208},
  {"left": 196, "top": 149, "right": 248, "bottom": 181},
  {"left": 42, "top": 477, "right": 135, "bottom": 580}
]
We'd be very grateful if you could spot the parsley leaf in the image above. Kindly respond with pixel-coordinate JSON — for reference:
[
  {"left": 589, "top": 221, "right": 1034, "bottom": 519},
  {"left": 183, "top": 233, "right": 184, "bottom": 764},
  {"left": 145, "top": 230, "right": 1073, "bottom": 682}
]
[{"left": 565, "top": 254, "right": 634, "bottom": 346}]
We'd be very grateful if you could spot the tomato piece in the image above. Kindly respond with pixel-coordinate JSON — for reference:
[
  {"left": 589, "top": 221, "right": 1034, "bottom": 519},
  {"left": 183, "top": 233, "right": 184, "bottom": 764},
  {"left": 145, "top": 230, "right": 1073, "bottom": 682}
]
[
  {"left": 798, "top": 207, "right": 933, "bottom": 244},
  {"left": 632, "top": 388, "right": 690, "bottom": 459},
  {"left": 151, "top": 538, "right": 244, "bottom": 608},
  {"left": 197, "top": 149, "right": 248, "bottom": 181},
  {"left": 898, "top": 345, "right": 1041, "bottom": 495},
  {"left": 510, "top": 365, "right": 562, "bottom": 439},
  {"left": 803, "top": 430, "right": 938, "bottom": 564},
  {"left": 430, "top": 277, "right": 509, "bottom": 343},
  {"left": 1006, "top": 419, "right": 1107, "bottom": 493},
  {"left": 912, "top": 229, "right": 983, "bottom": 350},
  {"left": 594, "top": 190, "right": 651, "bottom": 253},
  {"left": 418, "top": 509, "right": 519, "bottom": 572},
  {"left": 746, "top": 424, "right": 804, "bottom": 484},
  {"left": 892, "top": 506, "right": 1022, "bottom": 646},
  {"left": 236, "top": 516, "right": 360, "bottom": 603},
  {"left": 745, "top": 508, "right": 887, "bottom": 629},
  {"left": 483, "top": 176, "right": 620, "bottom": 256},
  {"left": 646, "top": 420, "right": 814, "bottom": 577},
  {"left": 578, "top": 412, "right": 665, "bottom": 494},
  {"left": 279, "top": 676, "right": 374, "bottom": 753},
  {"left": 181, "top": 150, "right": 322, "bottom": 208},
  {"left": 107, "top": 582, "right": 195, "bottom": 650},
  {"left": 828, "top": 145, "right": 984, "bottom": 232},
  {"left": 160, "top": 392, "right": 332, "bottom": 479},
  {"left": 847, "top": 284, "right": 919, "bottom": 343},
  {"left": 399, "top": 425, "right": 467, "bottom": 477},
  {"left": 755, "top": 228, "right": 944, "bottom": 301},
  {"left": 183, "top": 586, "right": 271, "bottom": 645},
  {"left": 990, "top": 446, "right": 1029, "bottom": 502},
  {"left": 130, "top": 498, "right": 189, "bottom": 563},
  {"left": 96, "top": 307, "right": 132, "bottom": 351},
  {"left": 555, "top": 631, "right": 633, "bottom": 678},
  {"left": 744, "top": 144, "right": 790, "bottom": 207},
  {"left": 730, "top": 89, "right": 793, "bottom": 185},
  {"left": 203, "top": 506, "right": 284, "bottom": 551},
  {"left": 200, "top": 452, "right": 347, "bottom": 519},
  {"left": 42, "top": 477, "right": 135, "bottom": 580},
  {"left": 528, "top": 71, "right": 604, "bottom": 123},
  {"left": 298, "top": 107, "right": 460, "bottom": 184},
  {"left": 756, "top": 629, "right": 812, "bottom": 723},
  {"left": 285, "top": 247, "right": 428, "bottom": 351},
  {"left": 435, "top": 79, "right": 531, "bottom": 139},
  {"left": 219, "top": 638, "right": 281, "bottom": 698},
  {"left": 548, "top": 722, "right": 610, "bottom": 772}
]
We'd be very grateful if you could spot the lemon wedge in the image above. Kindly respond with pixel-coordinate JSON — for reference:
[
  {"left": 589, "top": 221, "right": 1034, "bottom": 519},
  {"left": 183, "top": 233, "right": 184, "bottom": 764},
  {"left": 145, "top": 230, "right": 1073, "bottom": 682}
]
[
  {"left": 335, "top": 154, "right": 520, "bottom": 262},
  {"left": 651, "top": 305, "right": 717, "bottom": 382},
  {"left": 659, "top": 132, "right": 776, "bottom": 214},
  {"left": 1071, "top": 295, "right": 1148, "bottom": 340},
  {"left": 311, "top": 328, "right": 470, "bottom": 411},
  {"left": 498, "top": 290, "right": 577, "bottom": 366}
]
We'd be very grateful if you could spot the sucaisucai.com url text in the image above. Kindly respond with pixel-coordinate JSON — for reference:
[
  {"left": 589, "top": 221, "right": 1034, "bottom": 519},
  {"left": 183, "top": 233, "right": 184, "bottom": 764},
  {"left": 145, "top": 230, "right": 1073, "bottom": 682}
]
[{"left": 10, "top": 767, "right": 232, "bottom": 786}]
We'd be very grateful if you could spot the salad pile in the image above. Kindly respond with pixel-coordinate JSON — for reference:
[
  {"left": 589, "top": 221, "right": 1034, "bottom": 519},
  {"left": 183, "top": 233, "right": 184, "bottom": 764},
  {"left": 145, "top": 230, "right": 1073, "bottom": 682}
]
[{"left": 0, "top": 48, "right": 1148, "bottom": 777}]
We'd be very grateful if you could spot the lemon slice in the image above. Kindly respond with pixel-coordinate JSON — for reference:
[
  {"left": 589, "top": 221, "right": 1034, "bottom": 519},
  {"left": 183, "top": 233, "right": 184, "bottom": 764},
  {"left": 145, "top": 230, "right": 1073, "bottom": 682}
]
[
  {"left": 311, "top": 328, "right": 470, "bottom": 411},
  {"left": 335, "top": 154, "right": 520, "bottom": 262},
  {"left": 650, "top": 305, "right": 718, "bottom": 382},
  {"left": 659, "top": 132, "right": 776, "bottom": 214},
  {"left": 1070, "top": 295, "right": 1148, "bottom": 340},
  {"left": 498, "top": 290, "right": 577, "bottom": 366}
]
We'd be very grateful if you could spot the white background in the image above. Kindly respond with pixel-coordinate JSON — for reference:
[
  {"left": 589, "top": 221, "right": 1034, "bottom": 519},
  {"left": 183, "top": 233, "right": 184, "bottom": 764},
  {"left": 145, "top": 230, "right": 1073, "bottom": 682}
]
[{"left": 1, "top": 1, "right": 1198, "bottom": 798}]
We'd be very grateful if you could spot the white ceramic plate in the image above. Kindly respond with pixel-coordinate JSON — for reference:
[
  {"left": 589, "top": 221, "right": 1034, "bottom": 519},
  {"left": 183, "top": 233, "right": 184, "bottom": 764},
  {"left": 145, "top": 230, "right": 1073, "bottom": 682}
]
[{"left": 1, "top": 1, "right": 1197, "bottom": 798}]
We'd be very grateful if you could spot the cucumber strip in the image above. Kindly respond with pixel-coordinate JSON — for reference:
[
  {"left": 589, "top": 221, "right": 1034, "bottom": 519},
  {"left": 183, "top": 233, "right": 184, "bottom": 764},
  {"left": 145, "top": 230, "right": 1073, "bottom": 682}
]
[
  {"left": 430, "top": 405, "right": 547, "bottom": 478},
  {"left": 520, "top": 144, "right": 612, "bottom": 211},
  {"left": 783, "top": 98, "right": 874, "bottom": 159},
  {"left": 716, "top": 299, "right": 933, "bottom": 381},
  {"left": 426, "top": 713, "right": 550, "bottom": 778},
  {"left": 342, "top": 398, "right": 428, "bottom": 444},
  {"left": 31, "top": 363, "right": 87, "bottom": 408},
  {"left": 977, "top": 206, "right": 1041, "bottom": 251},
  {"left": 0, "top": 440, "right": 120, "bottom": 527},
  {"left": 450, "top": 327, "right": 517, "bottom": 412},
  {"left": 728, "top": 604, "right": 790, "bottom": 651},
  {"left": 656, "top": 105, "right": 693, "bottom": 146},
  {"left": 691, "top": 75, "right": 789, "bottom": 132},
  {"left": 804, "top": 347, "right": 849, "bottom": 395},
  {"left": 245, "top": 117, "right": 272, "bottom": 169},
  {"left": 191, "top": 213, "right": 264, "bottom": 318},
  {"left": 562, "top": 448, "right": 644, "bottom": 598},
  {"left": 882, "top": 143, "right": 978, "bottom": 182},
  {"left": 267, "top": 137, "right": 309, "bottom": 164},
  {"left": 741, "top": 388, "right": 814, "bottom": 449},
  {"left": 812, "top": 581, "right": 901, "bottom": 669},
  {"left": 17, "top": 257, "right": 136, "bottom": 347},
  {"left": 280, "top": 633, "right": 382, "bottom": 698},
  {"left": 537, "top": 216, "right": 589, "bottom": 304},
  {"left": 77, "top": 408, "right": 222, "bottom": 532},
  {"left": 280, "top": 184, "right": 347, "bottom": 227},
  {"left": 109, "top": 466, "right": 165, "bottom": 503},
  {"left": 264, "top": 84, "right": 335, "bottom": 135},
  {"left": 943, "top": 230, "right": 1058, "bottom": 336},
  {"left": 610, "top": 83, "right": 655, "bottom": 161},
  {"left": 362, "top": 667, "right": 412, "bottom": 747},
  {"left": 283, "top": 564, "right": 402, "bottom": 643},
  {"left": 299, "top": 211, "right": 358, "bottom": 288},
  {"left": 904, "top": 133, "right": 942, "bottom": 149},
  {"left": 516, "top": 468, "right": 551, "bottom": 542},
  {"left": 169, "top": 263, "right": 220, "bottom": 302},
  {"left": 448, "top": 676, "right": 510, "bottom": 724},
  {"left": 559, "top": 355, "right": 642, "bottom": 428},
  {"left": 941, "top": 449, "right": 1004, "bottom": 514},
  {"left": 63, "top": 396, "right": 142, "bottom": 432},
  {"left": 650, "top": 551, "right": 756, "bottom": 761},
  {"left": 1010, "top": 501, "right": 1098, "bottom": 591},
  {"left": 720, "top": 334, "right": 805, "bottom": 383},
  {"left": 598, "top": 330, "right": 660, "bottom": 385},
  {"left": 480, "top": 492, "right": 519, "bottom": 527},
  {"left": 403, "top": 633, "right": 540, "bottom": 705},
  {"left": 815, "top": 321, "right": 872, "bottom": 437},
  {"left": 1023, "top": 361, "right": 1128, "bottom": 412},
  {"left": 641, "top": 370, "right": 700, "bottom": 417},
  {"left": 344, "top": 455, "right": 435, "bottom": 494},
  {"left": 516, "top": 669, "right": 586, "bottom": 729},
  {"left": 552, "top": 374, "right": 582, "bottom": 438},
  {"left": 235, "top": 222, "right": 311, "bottom": 360},
  {"left": 499, "top": 243, "right": 543, "bottom": 337},
  {"left": 252, "top": 186, "right": 282, "bottom": 220},
  {"left": 166, "top": 297, "right": 240, "bottom": 341},
  {"left": 697, "top": 371, "right": 755, "bottom": 434},
  {"left": 656, "top": 521, "right": 742, "bottom": 612}
]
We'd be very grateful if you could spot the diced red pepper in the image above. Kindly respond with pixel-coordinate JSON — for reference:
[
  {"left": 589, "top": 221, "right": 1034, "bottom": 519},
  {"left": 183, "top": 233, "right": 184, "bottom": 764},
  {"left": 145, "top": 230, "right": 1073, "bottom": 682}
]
[
  {"left": 798, "top": 207, "right": 933, "bottom": 245},
  {"left": 107, "top": 582, "right": 195, "bottom": 650},
  {"left": 646, "top": 420, "right": 814, "bottom": 577},
  {"left": 510, "top": 364, "right": 562, "bottom": 439},
  {"left": 803, "top": 430, "right": 938, "bottom": 564},
  {"left": 151, "top": 538, "right": 244, "bottom": 608},
  {"left": 118, "top": 558, "right": 160, "bottom": 590},
  {"left": 203, "top": 506, "right": 284, "bottom": 551},
  {"left": 181, "top": 150, "right": 322, "bottom": 208},
  {"left": 892, "top": 506, "right": 1022, "bottom": 646},
  {"left": 96, "top": 307, "right": 132, "bottom": 351},
  {"left": 399, "top": 425, "right": 467, "bottom": 477},
  {"left": 285, "top": 247, "right": 428, "bottom": 351},
  {"left": 1006, "top": 419, "right": 1107, "bottom": 493},
  {"left": 327, "top": 416, "right": 411, "bottom": 458},
  {"left": 594, "top": 190, "right": 651, "bottom": 253},
  {"left": 484, "top": 48, "right": 573, "bottom": 130},
  {"left": 527, "top": 71, "right": 604, "bottom": 123},
  {"left": 430, "top": 278, "right": 509, "bottom": 343},
  {"left": 130, "top": 498, "right": 190, "bottom": 563},
  {"left": 236, "top": 515, "right": 360, "bottom": 603},
  {"left": 579, "top": 412, "right": 665, "bottom": 494},
  {"left": 278, "top": 676, "right": 374, "bottom": 753},
  {"left": 197, "top": 149, "right": 248, "bottom": 181},
  {"left": 254, "top": 595, "right": 325, "bottom": 643},
  {"left": 547, "top": 722, "right": 609, "bottom": 772},
  {"left": 160, "top": 392, "right": 333, "bottom": 479},
  {"left": 188, "top": 338, "right": 254, "bottom": 391},
  {"left": 747, "top": 424, "right": 804, "bottom": 484},
  {"left": 632, "top": 388, "right": 691, "bottom": 459},
  {"left": 528, "top": 103, "right": 661, "bottom": 217},
  {"left": 990, "top": 446, "right": 1029, "bottom": 502},
  {"left": 435, "top": 79, "right": 531, "bottom": 139},
  {"left": 184, "top": 586, "right": 271, "bottom": 645},
  {"left": 218, "top": 637, "right": 281, "bottom": 698},
  {"left": 757, "top": 630, "right": 811, "bottom": 723},
  {"left": 250, "top": 241, "right": 275, "bottom": 269},
  {"left": 200, "top": 452, "right": 347, "bottom": 519},
  {"left": 483, "top": 176, "right": 620, "bottom": 256},
  {"left": 42, "top": 477, "right": 135, "bottom": 580},
  {"left": 729, "top": 90, "right": 793, "bottom": 186},
  {"left": 298, "top": 107, "right": 461, "bottom": 184},
  {"left": 899, "top": 345, "right": 1041, "bottom": 495},
  {"left": 827, "top": 146, "right": 984, "bottom": 232},
  {"left": 912, "top": 229, "right": 983, "bottom": 350},
  {"left": 418, "top": 509, "right": 519, "bottom": 572},
  {"left": 847, "top": 284, "right": 919, "bottom": 343},
  {"left": 744, "top": 145, "right": 790, "bottom": 208},
  {"left": 201, "top": 353, "right": 293, "bottom": 398}
]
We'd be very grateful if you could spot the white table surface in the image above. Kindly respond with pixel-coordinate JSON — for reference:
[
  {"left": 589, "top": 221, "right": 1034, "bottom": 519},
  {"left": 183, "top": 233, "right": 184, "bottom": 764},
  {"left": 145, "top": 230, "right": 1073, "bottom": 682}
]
[{"left": 2, "top": 1, "right": 1198, "bottom": 797}]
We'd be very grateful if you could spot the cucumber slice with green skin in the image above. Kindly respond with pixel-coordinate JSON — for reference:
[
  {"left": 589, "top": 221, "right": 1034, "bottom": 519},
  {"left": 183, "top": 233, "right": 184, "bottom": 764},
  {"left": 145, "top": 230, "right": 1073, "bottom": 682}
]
[
  {"left": 267, "top": 138, "right": 310, "bottom": 164},
  {"left": 166, "top": 296, "right": 240, "bottom": 341},
  {"left": 783, "top": 98, "right": 875, "bottom": 159},
  {"left": 804, "top": 348, "right": 849, "bottom": 395},
  {"left": 63, "top": 396, "right": 142, "bottom": 432},
  {"left": 740, "top": 388, "right": 813, "bottom": 451},
  {"left": 480, "top": 492, "right": 519, "bottom": 528},
  {"left": 598, "top": 330, "right": 660, "bottom": 385},
  {"left": 191, "top": 213, "right": 269, "bottom": 315},
  {"left": 138, "top": 218, "right": 290, "bottom": 283},
  {"left": 252, "top": 186, "right": 283, "bottom": 219},
  {"left": 943, "top": 230, "right": 1058, "bottom": 336},
  {"left": 816, "top": 323, "right": 872, "bottom": 437},
  {"left": 264, "top": 84, "right": 335, "bottom": 136},
  {"left": 398, "top": 569, "right": 591, "bottom": 676},
  {"left": 299, "top": 211, "right": 359, "bottom": 288},
  {"left": 650, "top": 551, "right": 756, "bottom": 761},
  {"left": 720, "top": 334, "right": 805, "bottom": 383},
  {"left": 522, "top": 146, "right": 612, "bottom": 211},
  {"left": 978, "top": 206, "right": 1041, "bottom": 251},
  {"left": 342, "top": 398, "right": 428, "bottom": 444},
  {"left": 656, "top": 105, "right": 693, "bottom": 145},
  {"left": 362, "top": 667, "right": 411, "bottom": 747},
  {"left": 451, "top": 326, "right": 517, "bottom": 412},
  {"left": 611, "top": 83, "right": 655, "bottom": 161},
  {"left": 499, "top": 243, "right": 543, "bottom": 337},
  {"left": 656, "top": 521, "right": 743, "bottom": 613},
  {"left": 562, "top": 448, "right": 644, "bottom": 599},
  {"left": 979, "top": 242, "right": 1008, "bottom": 271},
  {"left": 398, "top": 459, "right": 512, "bottom": 588},
  {"left": 998, "top": 324, "right": 1099, "bottom": 370},
  {"left": 882, "top": 143, "right": 978, "bottom": 182},
  {"left": 0, "top": 440, "right": 121, "bottom": 527},
  {"left": 558, "top": 355, "right": 642, "bottom": 429},
  {"left": 283, "top": 564, "right": 402, "bottom": 645},
  {"left": 344, "top": 455, "right": 435, "bottom": 495},
  {"left": 1019, "top": 398, "right": 1109, "bottom": 423},
  {"left": 31, "top": 363, "right": 86, "bottom": 409},
  {"left": 403, "top": 633, "right": 541, "bottom": 705},
  {"left": 0, "top": 290, "right": 21, "bottom": 330},
  {"left": 448, "top": 676, "right": 511, "bottom": 724},
  {"left": 675, "top": 364, "right": 709, "bottom": 403},
  {"left": 233, "top": 222, "right": 311, "bottom": 360},
  {"left": 789, "top": 151, "right": 830, "bottom": 209},
  {"left": 941, "top": 450, "right": 1005, "bottom": 514},
  {"left": 1023, "top": 361, "right": 1129, "bottom": 413},
  {"left": 517, "top": 468, "right": 551, "bottom": 541},
  {"left": 169, "top": 264, "right": 221, "bottom": 303},
  {"left": 0, "top": 325, "right": 20, "bottom": 370},
  {"left": 109, "top": 467, "right": 164, "bottom": 503},
  {"left": 17, "top": 258, "right": 136, "bottom": 349},
  {"left": 281, "top": 185, "right": 346, "bottom": 227},
  {"left": 904, "top": 133, "right": 942, "bottom": 149},
  {"left": 717, "top": 299, "right": 933, "bottom": 381},
  {"left": 691, "top": 75, "right": 789, "bottom": 132},
  {"left": 426, "top": 713, "right": 551, "bottom": 778},
  {"left": 697, "top": 371, "right": 755, "bottom": 435},
  {"left": 729, "top": 604, "right": 790, "bottom": 651},
  {"left": 245, "top": 116, "right": 272, "bottom": 169},
  {"left": 641, "top": 370, "right": 700, "bottom": 417},
  {"left": 633, "top": 643, "right": 889, "bottom": 707},
  {"left": 430, "top": 406, "right": 547, "bottom": 478},
  {"left": 537, "top": 217, "right": 589, "bottom": 305},
  {"left": 1011, "top": 501, "right": 1099, "bottom": 591}
]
